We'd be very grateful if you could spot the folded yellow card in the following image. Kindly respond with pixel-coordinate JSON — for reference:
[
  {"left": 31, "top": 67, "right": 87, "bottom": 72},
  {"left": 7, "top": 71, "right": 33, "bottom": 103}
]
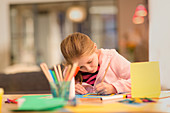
[
  {"left": 0, "top": 88, "right": 4, "bottom": 110},
  {"left": 130, "top": 61, "right": 161, "bottom": 98}
]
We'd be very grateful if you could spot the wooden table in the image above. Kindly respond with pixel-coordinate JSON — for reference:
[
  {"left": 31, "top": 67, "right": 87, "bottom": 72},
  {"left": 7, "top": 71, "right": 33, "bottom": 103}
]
[{"left": 1, "top": 92, "right": 170, "bottom": 113}]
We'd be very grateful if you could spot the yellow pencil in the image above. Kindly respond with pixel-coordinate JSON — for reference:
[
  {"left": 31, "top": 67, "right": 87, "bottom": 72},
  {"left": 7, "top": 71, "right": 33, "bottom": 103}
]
[
  {"left": 40, "top": 63, "right": 53, "bottom": 82},
  {"left": 101, "top": 61, "right": 111, "bottom": 82},
  {"left": 53, "top": 65, "right": 61, "bottom": 82},
  {"left": 57, "top": 64, "right": 63, "bottom": 81}
]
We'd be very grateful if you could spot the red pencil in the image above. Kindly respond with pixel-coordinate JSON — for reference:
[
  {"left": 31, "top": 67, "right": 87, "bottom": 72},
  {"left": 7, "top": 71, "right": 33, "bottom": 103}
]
[{"left": 8, "top": 98, "right": 18, "bottom": 104}]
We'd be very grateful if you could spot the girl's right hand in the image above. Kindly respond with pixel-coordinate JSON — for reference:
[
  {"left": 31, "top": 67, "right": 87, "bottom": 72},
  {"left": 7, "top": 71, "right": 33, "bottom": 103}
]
[{"left": 75, "top": 83, "right": 88, "bottom": 94}]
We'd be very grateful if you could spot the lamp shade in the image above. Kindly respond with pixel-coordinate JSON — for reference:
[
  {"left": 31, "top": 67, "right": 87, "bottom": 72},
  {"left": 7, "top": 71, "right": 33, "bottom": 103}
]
[
  {"left": 135, "top": 4, "right": 147, "bottom": 17},
  {"left": 132, "top": 14, "right": 144, "bottom": 24},
  {"left": 66, "top": 6, "right": 86, "bottom": 23}
]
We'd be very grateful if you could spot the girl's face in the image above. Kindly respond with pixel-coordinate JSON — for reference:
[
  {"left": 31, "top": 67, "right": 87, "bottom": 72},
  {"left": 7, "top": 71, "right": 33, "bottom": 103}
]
[{"left": 74, "top": 51, "right": 99, "bottom": 73}]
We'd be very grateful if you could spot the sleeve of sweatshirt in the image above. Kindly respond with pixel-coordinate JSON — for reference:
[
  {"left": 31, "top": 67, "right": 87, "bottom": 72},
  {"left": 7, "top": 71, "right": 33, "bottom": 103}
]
[{"left": 110, "top": 50, "right": 131, "bottom": 93}]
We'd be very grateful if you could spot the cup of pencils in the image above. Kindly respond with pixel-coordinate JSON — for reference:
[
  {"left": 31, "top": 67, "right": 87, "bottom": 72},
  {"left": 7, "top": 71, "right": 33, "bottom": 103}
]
[
  {"left": 40, "top": 63, "right": 79, "bottom": 101},
  {"left": 50, "top": 81, "right": 70, "bottom": 100}
]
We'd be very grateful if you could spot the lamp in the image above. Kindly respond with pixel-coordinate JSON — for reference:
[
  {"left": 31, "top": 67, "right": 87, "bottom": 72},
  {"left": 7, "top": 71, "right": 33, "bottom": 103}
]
[
  {"left": 132, "top": 14, "right": 144, "bottom": 24},
  {"left": 135, "top": 4, "right": 147, "bottom": 17},
  {"left": 66, "top": 6, "right": 86, "bottom": 23}
]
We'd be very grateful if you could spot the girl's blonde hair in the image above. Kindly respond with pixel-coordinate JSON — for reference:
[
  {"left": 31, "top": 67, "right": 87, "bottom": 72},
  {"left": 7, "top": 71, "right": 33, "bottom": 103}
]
[{"left": 60, "top": 32, "right": 95, "bottom": 64}]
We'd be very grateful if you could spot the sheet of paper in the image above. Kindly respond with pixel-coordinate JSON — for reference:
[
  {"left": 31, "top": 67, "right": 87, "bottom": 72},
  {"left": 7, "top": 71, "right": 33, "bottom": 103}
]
[
  {"left": 76, "top": 93, "right": 115, "bottom": 98},
  {"left": 15, "top": 95, "right": 66, "bottom": 111},
  {"left": 130, "top": 61, "right": 161, "bottom": 98}
]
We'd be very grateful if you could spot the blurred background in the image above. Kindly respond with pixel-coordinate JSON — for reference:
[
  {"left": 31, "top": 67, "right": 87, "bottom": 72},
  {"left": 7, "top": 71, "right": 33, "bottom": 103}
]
[
  {"left": 0, "top": 0, "right": 149, "bottom": 74},
  {"left": 1, "top": 0, "right": 170, "bottom": 92}
]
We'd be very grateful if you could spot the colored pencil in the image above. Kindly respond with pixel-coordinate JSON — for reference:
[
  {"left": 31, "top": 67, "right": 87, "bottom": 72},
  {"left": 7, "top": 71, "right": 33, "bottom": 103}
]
[
  {"left": 101, "top": 61, "right": 111, "bottom": 82},
  {"left": 52, "top": 71, "right": 58, "bottom": 83},
  {"left": 50, "top": 70, "right": 58, "bottom": 83},
  {"left": 40, "top": 63, "right": 53, "bottom": 82},
  {"left": 53, "top": 65, "right": 61, "bottom": 82},
  {"left": 8, "top": 98, "right": 18, "bottom": 104},
  {"left": 64, "top": 64, "right": 79, "bottom": 81},
  {"left": 67, "top": 63, "right": 78, "bottom": 81},
  {"left": 74, "top": 66, "right": 80, "bottom": 77},
  {"left": 57, "top": 64, "right": 63, "bottom": 81},
  {"left": 64, "top": 65, "right": 71, "bottom": 81},
  {"left": 40, "top": 63, "right": 59, "bottom": 96},
  {"left": 49, "top": 70, "right": 56, "bottom": 83}
]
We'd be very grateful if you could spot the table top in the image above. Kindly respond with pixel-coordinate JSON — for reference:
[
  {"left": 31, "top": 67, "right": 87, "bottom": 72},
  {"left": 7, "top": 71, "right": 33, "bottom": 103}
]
[{"left": 1, "top": 91, "right": 170, "bottom": 113}]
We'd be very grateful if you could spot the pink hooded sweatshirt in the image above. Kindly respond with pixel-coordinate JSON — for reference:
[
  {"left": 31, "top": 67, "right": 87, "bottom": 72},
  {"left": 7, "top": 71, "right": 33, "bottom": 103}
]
[{"left": 82, "top": 49, "right": 131, "bottom": 93}]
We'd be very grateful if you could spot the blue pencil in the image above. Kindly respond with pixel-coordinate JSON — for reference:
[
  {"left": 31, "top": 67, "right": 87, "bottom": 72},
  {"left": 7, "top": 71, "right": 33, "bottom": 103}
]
[{"left": 49, "top": 70, "right": 55, "bottom": 83}]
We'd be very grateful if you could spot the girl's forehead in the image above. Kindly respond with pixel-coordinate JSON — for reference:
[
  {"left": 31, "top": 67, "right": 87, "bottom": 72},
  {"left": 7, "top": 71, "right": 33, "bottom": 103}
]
[
  {"left": 80, "top": 55, "right": 92, "bottom": 61},
  {"left": 76, "top": 53, "right": 94, "bottom": 64}
]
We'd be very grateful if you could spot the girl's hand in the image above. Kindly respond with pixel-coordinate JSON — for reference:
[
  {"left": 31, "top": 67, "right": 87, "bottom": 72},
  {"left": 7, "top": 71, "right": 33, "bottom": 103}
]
[
  {"left": 95, "top": 82, "right": 117, "bottom": 94},
  {"left": 75, "top": 83, "right": 88, "bottom": 94}
]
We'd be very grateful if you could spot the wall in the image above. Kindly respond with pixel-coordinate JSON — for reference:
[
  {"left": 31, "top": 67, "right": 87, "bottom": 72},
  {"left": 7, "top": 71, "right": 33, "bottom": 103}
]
[
  {"left": 0, "top": 0, "right": 67, "bottom": 72},
  {"left": 0, "top": 0, "right": 10, "bottom": 72},
  {"left": 117, "top": 0, "right": 148, "bottom": 62},
  {"left": 149, "top": 0, "right": 170, "bottom": 89}
]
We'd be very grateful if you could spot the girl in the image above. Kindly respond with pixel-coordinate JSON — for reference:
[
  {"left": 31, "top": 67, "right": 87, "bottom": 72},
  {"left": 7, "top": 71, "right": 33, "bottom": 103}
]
[{"left": 60, "top": 32, "right": 131, "bottom": 94}]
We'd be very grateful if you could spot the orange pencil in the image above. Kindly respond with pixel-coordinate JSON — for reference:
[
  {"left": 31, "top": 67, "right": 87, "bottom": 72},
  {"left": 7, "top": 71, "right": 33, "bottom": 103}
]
[
  {"left": 64, "top": 65, "right": 71, "bottom": 81},
  {"left": 67, "top": 63, "right": 78, "bottom": 81},
  {"left": 74, "top": 66, "right": 80, "bottom": 77}
]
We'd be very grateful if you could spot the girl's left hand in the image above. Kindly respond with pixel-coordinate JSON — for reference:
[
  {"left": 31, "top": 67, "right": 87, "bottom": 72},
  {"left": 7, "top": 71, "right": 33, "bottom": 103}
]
[{"left": 95, "top": 82, "right": 117, "bottom": 94}]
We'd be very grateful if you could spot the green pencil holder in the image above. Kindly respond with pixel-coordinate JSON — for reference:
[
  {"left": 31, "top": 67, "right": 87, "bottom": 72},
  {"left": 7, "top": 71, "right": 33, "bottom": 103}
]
[{"left": 50, "top": 81, "right": 70, "bottom": 100}]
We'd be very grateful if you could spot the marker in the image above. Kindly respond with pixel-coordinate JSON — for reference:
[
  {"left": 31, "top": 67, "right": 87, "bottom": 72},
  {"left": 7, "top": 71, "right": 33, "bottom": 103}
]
[
  {"left": 8, "top": 98, "right": 18, "bottom": 104},
  {"left": 126, "top": 94, "right": 131, "bottom": 98},
  {"left": 5, "top": 98, "right": 10, "bottom": 103},
  {"left": 101, "top": 94, "right": 126, "bottom": 100}
]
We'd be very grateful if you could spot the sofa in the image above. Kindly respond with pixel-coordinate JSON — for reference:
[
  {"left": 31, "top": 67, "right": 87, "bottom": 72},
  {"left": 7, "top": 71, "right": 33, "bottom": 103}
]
[{"left": 0, "top": 71, "right": 51, "bottom": 94}]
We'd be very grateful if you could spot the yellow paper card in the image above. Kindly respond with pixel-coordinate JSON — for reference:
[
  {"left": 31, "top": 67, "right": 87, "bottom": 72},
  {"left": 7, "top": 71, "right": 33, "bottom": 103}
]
[
  {"left": 130, "top": 61, "right": 161, "bottom": 98},
  {"left": 0, "top": 88, "right": 4, "bottom": 110}
]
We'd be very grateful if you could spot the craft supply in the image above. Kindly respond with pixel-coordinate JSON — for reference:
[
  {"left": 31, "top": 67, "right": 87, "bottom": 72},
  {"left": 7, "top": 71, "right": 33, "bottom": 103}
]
[
  {"left": 15, "top": 95, "right": 67, "bottom": 111},
  {"left": 101, "top": 94, "right": 126, "bottom": 100},
  {"left": 40, "top": 62, "right": 78, "bottom": 100},
  {"left": 133, "top": 98, "right": 143, "bottom": 103},
  {"left": 49, "top": 70, "right": 56, "bottom": 83},
  {"left": 5, "top": 98, "right": 10, "bottom": 103},
  {"left": 101, "top": 61, "right": 111, "bottom": 82},
  {"left": 0, "top": 88, "right": 3, "bottom": 110},
  {"left": 8, "top": 99, "right": 18, "bottom": 104},
  {"left": 76, "top": 93, "right": 116, "bottom": 99},
  {"left": 64, "top": 65, "right": 71, "bottom": 81},
  {"left": 67, "top": 63, "right": 78, "bottom": 81},
  {"left": 74, "top": 66, "right": 80, "bottom": 77},
  {"left": 57, "top": 64, "right": 63, "bottom": 81},
  {"left": 5, "top": 98, "right": 18, "bottom": 104},
  {"left": 119, "top": 98, "right": 156, "bottom": 105},
  {"left": 130, "top": 61, "right": 161, "bottom": 98},
  {"left": 40, "top": 63, "right": 53, "bottom": 82},
  {"left": 52, "top": 71, "right": 58, "bottom": 83},
  {"left": 50, "top": 82, "right": 59, "bottom": 97},
  {"left": 53, "top": 65, "right": 61, "bottom": 84},
  {"left": 126, "top": 94, "right": 132, "bottom": 98}
]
